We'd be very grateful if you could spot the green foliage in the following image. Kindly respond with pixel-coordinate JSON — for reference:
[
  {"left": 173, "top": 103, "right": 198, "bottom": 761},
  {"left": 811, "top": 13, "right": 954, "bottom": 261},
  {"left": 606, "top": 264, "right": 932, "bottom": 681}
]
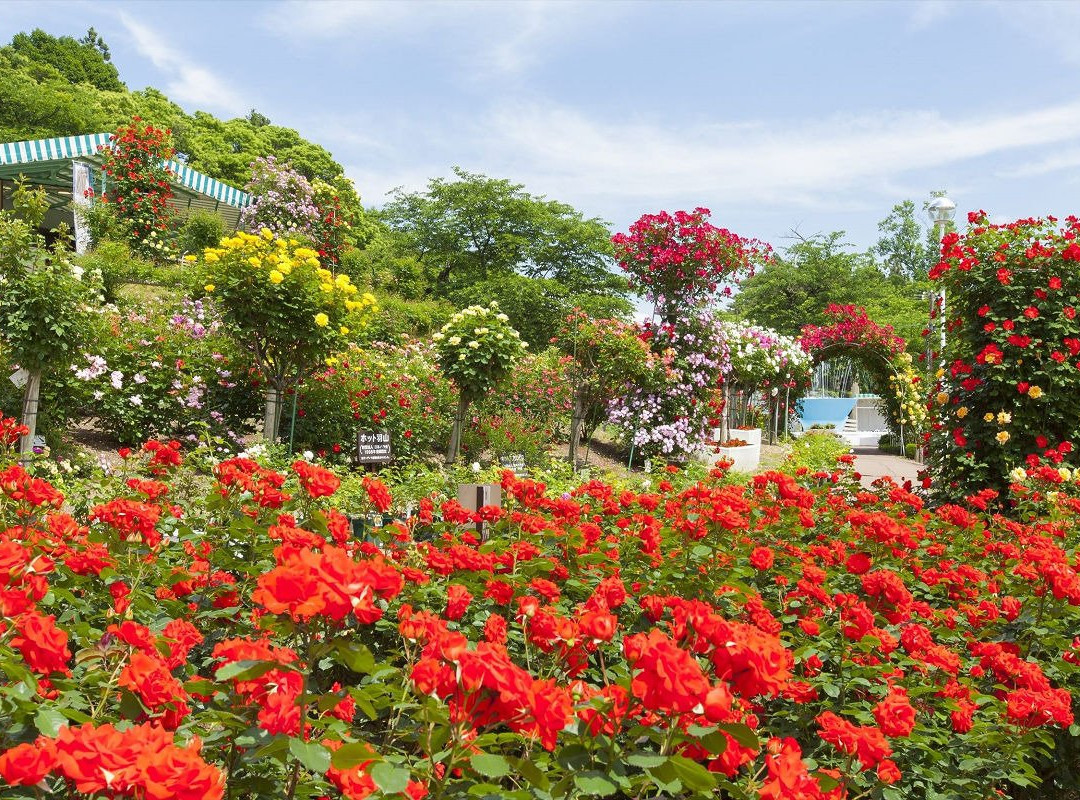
[
  {"left": 379, "top": 167, "right": 627, "bottom": 302},
  {"left": 449, "top": 274, "right": 573, "bottom": 352},
  {"left": 9, "top": 27, "right": 123, "bottom": 91},
  {"left": 0, "top": 180, "right": 95, "bottom": 375},
  {"left": 782, "top": 430, "right": 850, "bottom": 472},
  {"left": 290, "top": 342, "right": 455, "bottom": 463},
  {"left": 433, "top": 303, "right": 527, "bottom": 405},
  {"left": 873, "top": 199, "right": 936, "bottom": 281},
  {"left": 177, "top": 210, "right": 225, "bottom": 255},
  {"left": 354, "top": 294, "right": 454, "bottom": 345},
  {"left": 731, "top": 231, "right": 928, "bottom": 351}
]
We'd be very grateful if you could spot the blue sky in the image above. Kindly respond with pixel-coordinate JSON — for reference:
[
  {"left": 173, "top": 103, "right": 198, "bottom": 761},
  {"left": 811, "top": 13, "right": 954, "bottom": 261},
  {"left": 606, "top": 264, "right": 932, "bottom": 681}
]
[{"left": 4, "top": 0, "right": 1080, "bottom": 254}]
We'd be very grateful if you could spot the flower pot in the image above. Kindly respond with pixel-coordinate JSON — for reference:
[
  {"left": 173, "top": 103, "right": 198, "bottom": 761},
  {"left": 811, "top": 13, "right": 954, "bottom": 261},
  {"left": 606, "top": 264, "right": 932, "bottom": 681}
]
[
  {"left": 734, "top": 427, "right": 762, "bottom": 447},
  {"left": 716, "top": 444, "right": 760, "bottom": 472}
]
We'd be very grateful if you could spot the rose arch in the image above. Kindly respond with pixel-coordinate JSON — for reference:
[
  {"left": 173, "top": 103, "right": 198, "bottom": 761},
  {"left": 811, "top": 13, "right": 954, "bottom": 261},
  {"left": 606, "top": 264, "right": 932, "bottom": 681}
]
[{"left": 799, "top": 305, "right": 926, "bottom": 449}]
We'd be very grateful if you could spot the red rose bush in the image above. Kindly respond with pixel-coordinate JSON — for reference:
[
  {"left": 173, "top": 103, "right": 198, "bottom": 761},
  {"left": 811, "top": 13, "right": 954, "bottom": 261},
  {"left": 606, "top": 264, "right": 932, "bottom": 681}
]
[{"left": 0, "top": 417, "right": 1078, "bottom": 798}]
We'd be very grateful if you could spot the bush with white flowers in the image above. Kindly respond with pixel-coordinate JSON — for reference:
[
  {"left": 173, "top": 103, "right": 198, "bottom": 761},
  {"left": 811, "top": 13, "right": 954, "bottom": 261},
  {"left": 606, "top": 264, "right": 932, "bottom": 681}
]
[{"left": 432, "top": 302, "right": 527, "bottom": 462}]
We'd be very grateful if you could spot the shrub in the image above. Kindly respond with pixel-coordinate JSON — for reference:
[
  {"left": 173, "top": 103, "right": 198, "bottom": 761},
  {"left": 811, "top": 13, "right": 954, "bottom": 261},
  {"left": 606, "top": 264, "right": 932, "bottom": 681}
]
[
  {"left": 433, "top": 302, "right": 527, "bottom": 462},
  {"left": 928, "top": 213, "right": 1080, "bottom": 503},
  {"left": 290, "top": 341, "right": 454, "bottom": 463},
  {"left": 177, "top": 209, "right": 225, "bottom": 255},
  {"left": 195, "top": 228, "right": 378, "bottom": 439},
  {"left": 69, "top": 299, "right": 258, "bottom": 444}
]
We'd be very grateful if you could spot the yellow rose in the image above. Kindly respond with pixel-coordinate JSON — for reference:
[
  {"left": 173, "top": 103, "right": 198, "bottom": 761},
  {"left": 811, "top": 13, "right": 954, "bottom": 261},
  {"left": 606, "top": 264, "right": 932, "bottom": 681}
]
[
  {"left": 204, "top": 252, "right": 219, "bottom": 263},
  {"left": 248, "top": 257, "right": 262, "bottom": 268},
  {"left": 320, "top": 283, "right": 334, "bottom": 293},
  {"left": 204, "top": 284, "right": 215, "bottom": 292},
  {"left": 956, "top": 406, "right": 968, "bottom": 418},
  {"left": 996, "top": 430, "right": 1010, "bottom": 444},
  {"left": 340, "top": 326, "right": 350, "bottom": 335},
  {"left": 983, "top": 413, "right": 994, "bottom": 423},
  {"left": 269, "top": 270, "right": 284, "bottom": 285},
  {"left": 1028, "top": 385, "right": 1044, "bottom": 399},
  {"left": 314, "top": 313, "right": 329, "bottom": 327},
  {"left": 260, "top": 227, "right": 273, "bottom": 240},
  {"left": 183, "top": 254, "right": 197, "bottom": 263}
]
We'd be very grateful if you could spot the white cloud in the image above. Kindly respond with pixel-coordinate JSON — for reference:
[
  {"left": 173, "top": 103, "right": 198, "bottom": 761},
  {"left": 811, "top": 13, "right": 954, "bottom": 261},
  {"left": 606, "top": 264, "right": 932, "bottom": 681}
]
[
  {"left": 907, "top": 0, "right": 951, "bottom": 30},
  {"left": 260, "top": 0, "right": 599, "bottom": 77},
  {"left": 118, "top": 13, "right": 247, "bottom": 115},
  {"left": 337, "top": 96, "right": 1080, "bottom": 222}
]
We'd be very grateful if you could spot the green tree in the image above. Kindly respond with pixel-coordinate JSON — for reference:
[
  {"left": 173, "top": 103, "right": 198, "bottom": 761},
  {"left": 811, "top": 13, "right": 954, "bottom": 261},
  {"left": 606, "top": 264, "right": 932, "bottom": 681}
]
[
  {"left": 9, "top": 28, "right": 124, "bottom": 91},
  {"left": 730, "top": 231, "right": 927, "bottom": 349},
  {"left": 379, "top": 167, "right": 627, "bottom": 301},
  {"left": 873, "top": 199, "right": 935, "bottom": 281}
]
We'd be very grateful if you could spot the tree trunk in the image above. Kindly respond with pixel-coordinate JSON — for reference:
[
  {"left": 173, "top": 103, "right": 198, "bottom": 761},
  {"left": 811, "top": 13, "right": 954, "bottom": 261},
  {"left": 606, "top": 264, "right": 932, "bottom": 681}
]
[
  {"left": 445, "top": 395, "right": 469, "bottom": 465},
  {"left": 19, "top": 370, "right": 41, "bottom": 463},
  {"left": 568, "top": 390, "right": 585, "bottom": 468},
  {"left": 263, "top": 385, "right": 283, "bottom": 442}
]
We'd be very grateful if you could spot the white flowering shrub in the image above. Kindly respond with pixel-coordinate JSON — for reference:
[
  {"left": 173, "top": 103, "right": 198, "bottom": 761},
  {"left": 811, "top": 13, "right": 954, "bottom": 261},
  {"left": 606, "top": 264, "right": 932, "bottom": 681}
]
[{"left": 432, "top": 303, "right": 527, "bottom": 461}]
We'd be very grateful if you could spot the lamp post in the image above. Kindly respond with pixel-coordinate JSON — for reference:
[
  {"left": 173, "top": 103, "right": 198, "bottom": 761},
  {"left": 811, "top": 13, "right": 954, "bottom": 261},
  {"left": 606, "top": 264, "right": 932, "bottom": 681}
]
[{"left": 927, "top": 195, "right": 956, "bottom": 364}]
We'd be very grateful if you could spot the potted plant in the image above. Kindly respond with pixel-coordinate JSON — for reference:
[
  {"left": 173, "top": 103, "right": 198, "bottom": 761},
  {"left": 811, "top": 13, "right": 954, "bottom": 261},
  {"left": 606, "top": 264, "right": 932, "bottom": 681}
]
[{"left": 714, "top": 436, "right": 760, "bottom": 472}]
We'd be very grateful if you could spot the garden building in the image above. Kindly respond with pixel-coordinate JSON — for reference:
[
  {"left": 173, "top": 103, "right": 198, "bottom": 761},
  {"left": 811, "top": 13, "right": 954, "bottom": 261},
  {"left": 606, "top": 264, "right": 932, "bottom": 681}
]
[{"left": 0, "top": 132, "right": 249, "bottom": 252}]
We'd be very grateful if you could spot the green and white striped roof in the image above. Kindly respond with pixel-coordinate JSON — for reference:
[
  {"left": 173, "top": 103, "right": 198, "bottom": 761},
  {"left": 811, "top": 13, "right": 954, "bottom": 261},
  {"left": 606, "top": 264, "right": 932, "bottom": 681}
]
[{"left": 0, "top": 133, "right": 249, "bottom": 208}]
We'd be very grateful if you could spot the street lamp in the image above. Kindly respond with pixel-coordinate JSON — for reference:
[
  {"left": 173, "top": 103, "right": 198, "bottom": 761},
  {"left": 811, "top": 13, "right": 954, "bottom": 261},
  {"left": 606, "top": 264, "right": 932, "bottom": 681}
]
[{"left": 927, "top": 195, "right": 956, "bottom": 362}]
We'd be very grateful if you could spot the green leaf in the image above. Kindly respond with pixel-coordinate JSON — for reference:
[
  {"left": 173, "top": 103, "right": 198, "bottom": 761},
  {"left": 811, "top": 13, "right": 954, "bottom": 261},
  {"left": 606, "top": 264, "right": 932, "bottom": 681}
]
[
  {"left": 371, "top": 762, "right": 411, "bottom": 794},
  {"left": 289, "top": 738, "right": 331, "bottom": 774},
  {"left": 717, "top": 723, "right": 759, "bottom": 750},
  {"left": 333, "top": 641, "right": 374, "bottom": 674},
  {"left": 35, "top": 707, "right": 67, "bottom": 737},
  {"left": 216, "top": 659, "right": 286, "bottom": 682},
  {"left": 471, "top": 753, "right": 511, "bottom": 778},
  {"left": 331, "top": 741, "right": 378, "bottom": 770},
  {"left": 573, "top": 772, "right": 618, "bottom": 796},
  {"left": 669, "top": 756, "right": 717, "bottom": 792},
  {"left": 511, "top": 756, "right": 549, "bottom": 790},
  {"left": 625, "top": 753, "right": 666, "bottom": 768}
]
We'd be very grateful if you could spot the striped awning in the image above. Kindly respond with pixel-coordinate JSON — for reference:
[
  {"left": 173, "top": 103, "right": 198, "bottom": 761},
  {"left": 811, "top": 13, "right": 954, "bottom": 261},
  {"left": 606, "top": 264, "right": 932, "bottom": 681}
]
[{"left": 0, "top": 133, "right": 250, "bottom": 209}]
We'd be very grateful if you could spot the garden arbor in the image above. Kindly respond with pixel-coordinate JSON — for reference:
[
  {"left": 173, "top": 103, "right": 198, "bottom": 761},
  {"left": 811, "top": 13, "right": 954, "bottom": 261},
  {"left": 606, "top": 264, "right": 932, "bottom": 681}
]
[{"left": 799, "top": 305, "right": 926, "bottom": 449}]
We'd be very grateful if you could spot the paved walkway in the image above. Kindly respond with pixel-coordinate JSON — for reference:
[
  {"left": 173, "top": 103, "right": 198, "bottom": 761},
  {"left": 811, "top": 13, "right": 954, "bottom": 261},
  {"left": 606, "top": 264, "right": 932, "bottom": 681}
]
[{"left": 851, "top": 447, "right": 922, "bottom": 488}]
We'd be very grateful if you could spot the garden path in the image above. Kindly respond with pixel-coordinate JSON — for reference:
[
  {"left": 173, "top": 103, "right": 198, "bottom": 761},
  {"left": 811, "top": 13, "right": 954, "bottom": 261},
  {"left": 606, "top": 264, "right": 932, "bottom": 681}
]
[{"left": 851, "top": 447, "right": 921, "bottom": 489}]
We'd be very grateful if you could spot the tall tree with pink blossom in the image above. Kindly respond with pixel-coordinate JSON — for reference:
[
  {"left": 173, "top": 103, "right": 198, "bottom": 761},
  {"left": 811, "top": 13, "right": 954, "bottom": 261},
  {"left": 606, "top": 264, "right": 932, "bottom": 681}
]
[{"left": 612, "top": 207, "right": 770, "bottom": 321}]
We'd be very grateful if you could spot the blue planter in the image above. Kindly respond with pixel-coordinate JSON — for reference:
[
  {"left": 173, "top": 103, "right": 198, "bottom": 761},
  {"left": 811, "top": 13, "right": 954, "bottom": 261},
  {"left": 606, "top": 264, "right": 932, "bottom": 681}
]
[{"left": 797, "top": 397, "right": 856, "bottom": 429}]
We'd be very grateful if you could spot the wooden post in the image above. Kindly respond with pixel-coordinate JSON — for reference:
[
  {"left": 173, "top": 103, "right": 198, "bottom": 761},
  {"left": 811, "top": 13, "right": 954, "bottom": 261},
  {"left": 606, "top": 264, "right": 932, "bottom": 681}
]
[
  {"left": 445, "top": 396, "right": 468, "bottom": 465},
  {"left": 19, "top": 370, "right": 41, "bottom": 463},
  {"left": 568, "top": 390, "right": 583, "bottom": 467},
  {"left": 263, "top": 385, "right": 282, "bottom": 442}
]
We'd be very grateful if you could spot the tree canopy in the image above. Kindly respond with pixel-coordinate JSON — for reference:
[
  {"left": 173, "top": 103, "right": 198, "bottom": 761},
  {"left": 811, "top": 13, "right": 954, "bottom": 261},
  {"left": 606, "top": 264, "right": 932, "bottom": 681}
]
[
  {"left": 730, "top": 230, "right": 928, "bottom": 350},
  {"left": 379, "top": 167, "right": 628, "bottom": 298},
  {"left": 9, "top": 28, "right": 124, "bottom": 92}
]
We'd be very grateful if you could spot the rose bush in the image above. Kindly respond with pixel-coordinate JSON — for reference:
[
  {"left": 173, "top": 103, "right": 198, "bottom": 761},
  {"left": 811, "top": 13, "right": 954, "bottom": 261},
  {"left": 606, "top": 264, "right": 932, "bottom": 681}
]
[
  {"left": 927, "top": 213, "right": 1080, "bottom": 504},
  {"left": 69, "top": 299, "right": 258, "bottom": 444},
  {"left": 432, "top": 303, "right": 527, "bottom": 463},
  {"left": 1, "top": 418, "right": 1079, "bottom": 798},
  {"left": 195, "top": 228, "right": 378, "bottom": 439},
  {"left": 290, "top": 341, "right": 454, "bottom": 463}
]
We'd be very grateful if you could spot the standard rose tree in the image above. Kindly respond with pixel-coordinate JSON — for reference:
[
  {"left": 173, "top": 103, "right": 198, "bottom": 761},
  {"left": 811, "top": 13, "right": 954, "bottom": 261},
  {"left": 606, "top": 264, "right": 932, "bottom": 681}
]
[
  {"left": 432, "top": 303, "right": 526, "bottom": 463},
  {"left": 195, "top": 229, "right": 378, "bottom": 439}
]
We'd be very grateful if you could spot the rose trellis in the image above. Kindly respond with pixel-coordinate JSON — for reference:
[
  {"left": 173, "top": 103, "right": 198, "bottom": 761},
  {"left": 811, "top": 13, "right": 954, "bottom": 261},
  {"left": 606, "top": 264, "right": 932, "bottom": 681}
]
[{"left": 799, "top": 305, "right": 926, "bottom": 448}]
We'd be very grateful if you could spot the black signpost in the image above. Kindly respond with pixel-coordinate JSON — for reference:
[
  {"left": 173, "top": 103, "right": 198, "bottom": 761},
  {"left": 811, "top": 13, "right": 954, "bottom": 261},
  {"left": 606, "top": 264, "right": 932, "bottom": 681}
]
[{"left": 356, "top": 430, "right": 392, "bottom": 466}]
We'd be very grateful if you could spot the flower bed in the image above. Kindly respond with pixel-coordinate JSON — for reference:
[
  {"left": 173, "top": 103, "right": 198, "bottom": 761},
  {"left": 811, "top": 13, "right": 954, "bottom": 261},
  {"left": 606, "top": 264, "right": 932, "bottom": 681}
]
[{"left": 1, "top": 423, "right": 1078, "bottom": 799}]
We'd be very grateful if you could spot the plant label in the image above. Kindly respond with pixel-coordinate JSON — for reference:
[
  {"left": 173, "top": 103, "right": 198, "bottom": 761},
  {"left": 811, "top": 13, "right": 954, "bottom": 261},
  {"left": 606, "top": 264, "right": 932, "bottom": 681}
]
[
  {"left": 356, "top": 430, "right": 392, "bottom": 464},
  {"left": 8, "top": 368, "right": 28, "bottom": 389},
  {"left": 498, "top": 453, "right": 526, "bottom": 474}
]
